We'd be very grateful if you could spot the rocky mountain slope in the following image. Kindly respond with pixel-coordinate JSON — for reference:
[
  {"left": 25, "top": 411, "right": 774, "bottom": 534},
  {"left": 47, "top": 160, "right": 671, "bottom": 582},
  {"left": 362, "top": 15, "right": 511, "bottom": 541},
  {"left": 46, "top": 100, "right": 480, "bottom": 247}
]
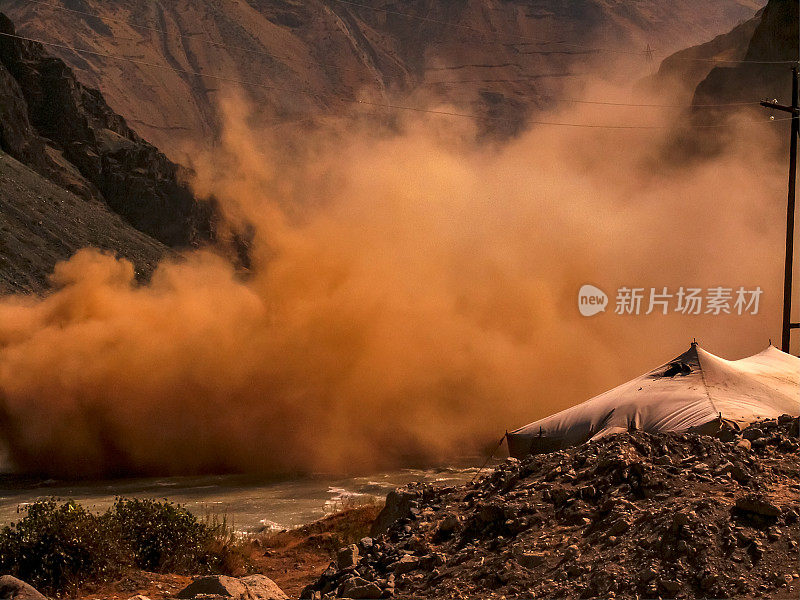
[
  {"left": 306, "top": 417, "right": 799, "bottom": 599},
  {"left": 648, "top": 0, "right": 797, "bottom": 107},
  {"left": 645, "top": 9, "right": 764, "bottom": 101},
  {"left": 0, "top": 153, "right": 167, "bottom": 294},
  {"left": 0, "top": 11, "right": 212, "bottom": 292},
  {"left": 0, "top": 1, "right": 765, "bottom": 157},
  {"left": 0, "top": 13, "right": 210, "bottom": 246},
  {"left": 693, "top": 0, "right": 799, "bottom": 108}
]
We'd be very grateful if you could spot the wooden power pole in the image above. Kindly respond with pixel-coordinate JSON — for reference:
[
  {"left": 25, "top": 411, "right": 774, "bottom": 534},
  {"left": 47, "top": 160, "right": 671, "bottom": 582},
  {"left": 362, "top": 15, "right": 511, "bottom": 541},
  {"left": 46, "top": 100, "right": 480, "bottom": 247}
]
[{"left": 761, "top": 66, "right": 800, "bottom": 354}]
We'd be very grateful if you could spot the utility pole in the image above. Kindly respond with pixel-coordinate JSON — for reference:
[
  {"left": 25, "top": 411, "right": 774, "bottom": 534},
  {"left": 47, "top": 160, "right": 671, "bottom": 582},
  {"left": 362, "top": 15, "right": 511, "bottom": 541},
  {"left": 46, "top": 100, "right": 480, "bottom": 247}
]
[{"left": 761, "top": 66, "right": 799, "bottom": 354}]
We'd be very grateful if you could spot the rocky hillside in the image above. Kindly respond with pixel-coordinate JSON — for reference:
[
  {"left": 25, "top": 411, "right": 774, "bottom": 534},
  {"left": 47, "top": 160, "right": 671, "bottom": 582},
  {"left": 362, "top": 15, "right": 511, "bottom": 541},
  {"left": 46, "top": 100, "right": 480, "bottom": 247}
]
[
  {"left": 305, "top": 417, "right": 800, "bottom": 599},
  {"left": 0, "top": 11, "right": 213, "bottom": 292},
  {"left": 0, "top": 1, "right": 765, "bottom": 156},
  {"left": 648, "top": 0, "right": 798, "bottom": 107},
  {"left": 0, "top": 153, "right": 167, "bottom": 294},
  {"left": 644, "top": 9, "right": 764, "bottom": 101},
  {"left": 693, "top": 0, "right": 799, "bottom": 107}
]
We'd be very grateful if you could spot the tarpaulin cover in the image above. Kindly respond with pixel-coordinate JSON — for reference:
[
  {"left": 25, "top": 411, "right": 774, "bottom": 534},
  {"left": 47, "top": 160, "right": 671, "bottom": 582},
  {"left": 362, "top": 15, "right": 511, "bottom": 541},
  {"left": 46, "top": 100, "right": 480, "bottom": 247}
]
[{"left": 506, "top": 343, "right": 800, "bottom": 458}]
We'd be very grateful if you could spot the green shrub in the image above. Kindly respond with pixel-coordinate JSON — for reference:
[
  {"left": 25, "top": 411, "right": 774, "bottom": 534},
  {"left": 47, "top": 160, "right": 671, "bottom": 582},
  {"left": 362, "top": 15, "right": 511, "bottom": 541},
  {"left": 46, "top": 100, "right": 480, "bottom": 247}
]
[
  {"left": 0, "top": 498, "right": 249, "bottom": 596},
  {"left": 108, "top": 497, "right": 211, "bottom": 572},
  {"left": 0, "top": 499, "right": 127, "bottom": 593}
]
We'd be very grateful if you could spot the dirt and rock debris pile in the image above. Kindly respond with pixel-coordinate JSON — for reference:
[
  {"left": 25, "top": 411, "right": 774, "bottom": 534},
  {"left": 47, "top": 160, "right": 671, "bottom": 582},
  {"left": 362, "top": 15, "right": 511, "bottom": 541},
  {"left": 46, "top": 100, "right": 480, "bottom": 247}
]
[{"left": 305, "top": 416, "right": 800, "bottom": 599}]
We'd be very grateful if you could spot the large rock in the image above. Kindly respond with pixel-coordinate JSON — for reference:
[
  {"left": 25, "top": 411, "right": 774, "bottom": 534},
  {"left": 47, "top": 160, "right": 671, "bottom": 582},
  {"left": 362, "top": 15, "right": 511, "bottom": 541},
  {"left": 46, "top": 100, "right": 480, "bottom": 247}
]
[
  {"left": 370, "top": 489, "right": 418, "bottom": 536},
  {"left": 735, "top": 494, "right": 782, "bottom": 518},
  {"left": 239, "top": 576, "right": 288, "bottom": 600},
  {"left": 176, "top": 575, "right": 287, "bottom": 600},
  {"left": 0, "top": 576, "right": 47, "bottom": 600},
  {"left": 336, "top": 544, "right": 359, "bottom": 570}
]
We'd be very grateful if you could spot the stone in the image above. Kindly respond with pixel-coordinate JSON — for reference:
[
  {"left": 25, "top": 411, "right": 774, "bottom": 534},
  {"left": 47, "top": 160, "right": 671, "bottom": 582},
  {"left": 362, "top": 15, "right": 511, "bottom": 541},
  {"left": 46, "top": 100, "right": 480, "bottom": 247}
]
[
  {"left": 0, "top": 577, "right": 47, "bottom": 600},
  {"left": 337, "top": 545, "right": 360, "bottom": 570},
  {"left": 735, "top": 494, "right": 781, "bottom": 518},
  {"left": 639, "top": 568, "right": 657, "bottom": 583},
  {"left": 608, "top": 519, "right": 630, "bottom": 535},
  {"left": 477, "top": 503, "right": 505, "bottom": 523},
  {"left": 564, "top": 544, "right": 581, "bottom": 559},
  {"left": 371, "top": 490, "right": 419, "bottom": 536},
  {"left": 392, "top": 554, "right": 420, "bottom": 575},
  {"left": 240, "top": 575, "right": 289, "bottom": 600},
  {"left": 339, "top": 577, "right": 369, "bottom": 596},
  {"left": 346, "top": 583, "right": 383, "bottom": 599},
  {"left": 359, "top": 537, "right": 374, "bottom": 550},
  {"left": 658, "top": 578, "right": 681, "bottom": 594},
  {"left": 517, "top": 552, "right": 547, "bottom": 569},
  {"left": 736, "top": 439, "right": 752, "bottom": 451},
  {"left": 700, "top": 571, "right": 718, "bottom": 591},
  {"left": 437, "top": 513, "right": 460, "bottom": 534},
  {"left": 743, "top": 428, "right": 764, "bottom": 441},
  {"left": 177, "top": 575, "right": 287, "bottom": 600}
]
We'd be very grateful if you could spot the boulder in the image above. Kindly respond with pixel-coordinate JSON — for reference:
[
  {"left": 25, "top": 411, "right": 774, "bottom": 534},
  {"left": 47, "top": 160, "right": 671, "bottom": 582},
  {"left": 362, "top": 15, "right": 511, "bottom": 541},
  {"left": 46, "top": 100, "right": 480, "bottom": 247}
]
[
  {"left": 345, "top": 582, "right": 383, "bottom": 599},
  {"left": 658, "top": 578, "right": 681, "bottom": 594},
  {"left": 0, "top": 577, "right": 47, "bottom": 600},
  {"left": 735, "top": 494, "right": 781, "bottom": 518},
  {"left": 370, "top": 489, "right": 418, "bottom": 536},
  {"left": 517, "top": 552, "right": 547, "bottom": 569},
  {"left": 436, "top": 513, "right": 460, "bottom": 535},
  {"left": 176, "top": 575, "right": 287, "bottom": 600},
  {"left": 392, "top": 554, "right": 421, "bottom": 574},
  {"left": 239, "top": 575, "right": 289, "bottom": 600},
  {"left": 337, "top": 544, "right": 360, "bottom": 570}
]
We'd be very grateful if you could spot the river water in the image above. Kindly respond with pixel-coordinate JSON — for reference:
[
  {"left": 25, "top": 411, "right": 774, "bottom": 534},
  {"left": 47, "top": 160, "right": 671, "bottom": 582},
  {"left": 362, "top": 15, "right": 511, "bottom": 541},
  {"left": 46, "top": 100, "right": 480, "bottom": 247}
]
[{"left": 0, "top": 462, "right": 489, "bottom": 533}]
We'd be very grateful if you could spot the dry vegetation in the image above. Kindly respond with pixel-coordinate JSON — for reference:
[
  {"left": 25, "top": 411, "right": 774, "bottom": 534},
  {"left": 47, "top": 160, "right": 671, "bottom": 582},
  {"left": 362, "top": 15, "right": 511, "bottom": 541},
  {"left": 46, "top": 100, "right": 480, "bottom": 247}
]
[{"left": 72, "top": 502, "right": 384, "bottom": 600}]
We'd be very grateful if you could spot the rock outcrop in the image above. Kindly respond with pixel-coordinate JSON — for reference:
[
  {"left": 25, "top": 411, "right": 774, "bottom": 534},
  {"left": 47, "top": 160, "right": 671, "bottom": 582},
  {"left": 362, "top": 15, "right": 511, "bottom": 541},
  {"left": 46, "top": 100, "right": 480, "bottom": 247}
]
[
  {"left": 693, "top": 0, "right": 798, "bottom": 108},
  {"left": 177, "top": 575, "right": 287, "bottom": 600},
  {"left": 305, "top": 416, "right": 799, "bottom": 599},
  {"left": 0, "top": 11, "right": 210, "bottom": 248},
  {"left": 0, "top": 575, "right": 48, "bottom": 600}
]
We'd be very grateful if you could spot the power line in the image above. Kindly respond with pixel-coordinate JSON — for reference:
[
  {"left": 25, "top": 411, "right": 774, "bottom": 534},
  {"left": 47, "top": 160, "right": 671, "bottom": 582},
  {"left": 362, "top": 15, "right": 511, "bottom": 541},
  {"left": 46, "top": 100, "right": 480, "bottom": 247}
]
[
  {"left": 669, "top": 55, "right": 798, "bottom": 65},
  {"left": 0, "top": 31, "right": 791, "bottom": 130},
  {"left": 571, "top": 99, "right": 765, "bottom": 108}
]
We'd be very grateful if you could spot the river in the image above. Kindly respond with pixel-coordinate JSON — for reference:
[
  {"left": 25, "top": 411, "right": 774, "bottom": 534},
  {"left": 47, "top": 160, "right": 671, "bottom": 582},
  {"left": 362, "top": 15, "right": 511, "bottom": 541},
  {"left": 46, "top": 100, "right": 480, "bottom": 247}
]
[{"left": 0, "top": 462, "right": 491, "bottom": 533}]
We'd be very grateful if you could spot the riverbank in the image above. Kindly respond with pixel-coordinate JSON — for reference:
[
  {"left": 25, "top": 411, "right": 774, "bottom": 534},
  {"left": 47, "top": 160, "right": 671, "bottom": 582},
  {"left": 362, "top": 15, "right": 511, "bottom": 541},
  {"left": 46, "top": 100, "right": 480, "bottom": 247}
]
[{"left": 75, "top": 504, "right": 383, "bottom": 600}]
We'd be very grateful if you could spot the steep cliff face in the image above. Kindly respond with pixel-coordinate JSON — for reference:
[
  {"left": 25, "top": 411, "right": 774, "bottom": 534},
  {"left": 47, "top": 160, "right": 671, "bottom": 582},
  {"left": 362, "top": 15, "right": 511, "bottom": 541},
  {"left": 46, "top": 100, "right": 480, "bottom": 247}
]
[
  {"left": 693, "top": 0, "right": 799, "bottom": 107},
  {"left": 0, "top": 153, "right": 168, "bottom": 294},
  {"left": 0, "top": 12, "right": 210, "bottom": 247},
  {"left": 0, "top": 1, "right": 765, "bottom": 156},
  {"left": 645, "top": 10, "right": 763, "bottom": 101}
]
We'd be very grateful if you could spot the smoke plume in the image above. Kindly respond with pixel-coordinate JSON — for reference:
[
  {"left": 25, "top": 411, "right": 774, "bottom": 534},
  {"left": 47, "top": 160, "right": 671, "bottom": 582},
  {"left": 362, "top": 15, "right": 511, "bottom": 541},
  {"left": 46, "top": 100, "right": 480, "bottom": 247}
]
[{"left": 0, "top": 86, "right": 792, "bottom": 477}]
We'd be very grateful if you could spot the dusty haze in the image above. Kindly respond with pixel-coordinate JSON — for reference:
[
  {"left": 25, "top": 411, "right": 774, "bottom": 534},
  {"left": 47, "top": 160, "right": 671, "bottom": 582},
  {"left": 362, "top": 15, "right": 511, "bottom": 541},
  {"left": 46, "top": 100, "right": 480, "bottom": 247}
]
[{"left": 0, "top": 84, "right": 793, "bottom": 477}]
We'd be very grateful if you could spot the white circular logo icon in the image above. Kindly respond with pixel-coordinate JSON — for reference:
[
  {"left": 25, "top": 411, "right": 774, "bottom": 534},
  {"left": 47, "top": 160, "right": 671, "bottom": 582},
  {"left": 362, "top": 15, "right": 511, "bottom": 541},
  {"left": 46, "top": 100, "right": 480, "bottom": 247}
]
[{"left": 578, "top": 284, "right": 608, "bottom": 317}]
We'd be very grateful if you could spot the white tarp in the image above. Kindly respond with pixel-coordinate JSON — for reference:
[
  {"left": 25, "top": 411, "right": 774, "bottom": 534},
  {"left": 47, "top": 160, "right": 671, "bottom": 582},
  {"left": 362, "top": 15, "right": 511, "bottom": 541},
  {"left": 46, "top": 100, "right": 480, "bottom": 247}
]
[{"left": 506, "top": 343, "right": 800, "bottom": 458}]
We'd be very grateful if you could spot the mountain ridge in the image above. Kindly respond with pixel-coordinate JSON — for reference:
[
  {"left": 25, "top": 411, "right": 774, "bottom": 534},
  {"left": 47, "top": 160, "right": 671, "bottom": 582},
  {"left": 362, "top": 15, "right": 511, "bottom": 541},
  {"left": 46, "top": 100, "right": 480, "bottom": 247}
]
[{"left": 0, "top": 0, "right": 766, "bottom": 158}]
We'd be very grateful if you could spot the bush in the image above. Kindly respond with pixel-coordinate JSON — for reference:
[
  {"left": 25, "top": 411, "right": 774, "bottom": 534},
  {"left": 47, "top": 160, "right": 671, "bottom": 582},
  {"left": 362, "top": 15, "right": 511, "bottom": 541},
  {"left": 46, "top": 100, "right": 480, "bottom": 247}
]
[
  {"left": 108, "top": 497, "right": 211, "bottom": 572},
  {"left": 0, "top": 497, "right": 248, "bottom": 596},
  {"left": 0, "top": 499, "right": 127, "bottom": 593}
]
